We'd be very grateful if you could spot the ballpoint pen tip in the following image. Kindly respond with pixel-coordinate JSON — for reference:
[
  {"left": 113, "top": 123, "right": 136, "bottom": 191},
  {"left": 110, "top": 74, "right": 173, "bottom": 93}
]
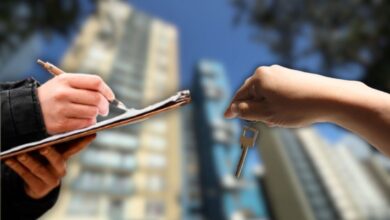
[{"left": 37, "top": 59, "right": 45, "bottom": 66}]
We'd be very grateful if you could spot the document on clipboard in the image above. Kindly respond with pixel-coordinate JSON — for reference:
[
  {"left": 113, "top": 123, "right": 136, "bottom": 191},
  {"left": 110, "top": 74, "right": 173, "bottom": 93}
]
[{"left": 0, "top": 90, "right": 191, "bottom": 160}]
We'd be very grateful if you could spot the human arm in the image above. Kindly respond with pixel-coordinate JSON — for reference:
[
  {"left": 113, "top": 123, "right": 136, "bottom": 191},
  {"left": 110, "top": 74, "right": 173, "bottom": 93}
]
[
  {"left": 224, "top": 65, "right": 390, "bottom": 155},
  {"left": 1, "top": 135, "right": 95, "bottom": 219},
  {"left": 1, "top": 74, "right": 113, "bottom": 218},
  {"left": 1, "top": 78, "right": 48, "bottom": 149},
  {"left": 1, "top": 74, "right": 114, "bottom": 148}
]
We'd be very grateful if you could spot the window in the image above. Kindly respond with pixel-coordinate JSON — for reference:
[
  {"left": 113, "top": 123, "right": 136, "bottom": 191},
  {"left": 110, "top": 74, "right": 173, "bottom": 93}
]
[
  {"left": 74, "top": 171, "right": 104, "bottom": 191},
  {"left": 145, "top": 135, "right": 167, "bottom": 151},
  {"left": 82, "top": 149, "right": 121, "bottom": 168},
  {"left": 145, "top": 200, "right": 165, "bottom": 218},
  {"left": 114, "top": 84, "right": 141, "bottom": 100},
  {"left": 211, "top": 119, "right": 235, "bottom": 144},
  {"left": 147, "top": 175, "right": 165, "bottom": 192},
  {"left": 68, "top": 194, "right": 99, "bottom": 216},
  {"left": 109, "top": 199, "right": 124, "bottom": 220},
  {"left": 147, "top": 154, "right": 166, "bottom": 168},
  {"left": 149, "top": 120, "right": 167, "bottom": 133},
  {"left": 122, "top": 154, "right": 137, "bottom": 170},
  {"left": 97, "top": 132, "right": 139, "bottom": 151},
  {"left": 107, "top": 175, "right": 134, "bottom": 195}
]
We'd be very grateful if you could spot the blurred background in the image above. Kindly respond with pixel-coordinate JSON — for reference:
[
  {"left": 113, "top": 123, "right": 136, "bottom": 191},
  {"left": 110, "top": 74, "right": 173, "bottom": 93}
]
[{"left": 1, "top": 0, "right": 390, "bottom": 219}]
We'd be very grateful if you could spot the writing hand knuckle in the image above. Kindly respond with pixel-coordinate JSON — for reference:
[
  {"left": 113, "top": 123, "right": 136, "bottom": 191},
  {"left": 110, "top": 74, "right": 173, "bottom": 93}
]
[
  {"left": 51, "top": 123, "right": 61, "bottom": 133},
  {"left": 54, "top": 88, "right": 68, "bottom": 101},
  {"left": 88, "top": 118, "right": 97, "bottom": 125},
  {"left": 92, "top": 93, "right": 102, "bottom": 105},
  {"left": 93, "top": 107, "right": 99, "bottom": 116},
  {"left": 88, "top": 107, "right": 99, "bottom": 117},
  {"left": 57, "top": 106, "right": 67, "bottom": 116},
  {"left": 91, "top": 76, "right": 103, "bottom": 88},
  {"left": 57, "top": 74, "right": 68, "bottom": 82},
  {"left": 57, "top": 119, "right": 67, "bottom": 130}
]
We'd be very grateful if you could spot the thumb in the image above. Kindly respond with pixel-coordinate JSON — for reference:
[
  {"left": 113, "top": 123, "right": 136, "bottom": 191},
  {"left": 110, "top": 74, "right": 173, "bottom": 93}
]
[
  {"left": 233, "top": 100, "right": 267, "bottom": 121},
  {"left": 224, "top": 102, "right": 239, "bottom": 119}
]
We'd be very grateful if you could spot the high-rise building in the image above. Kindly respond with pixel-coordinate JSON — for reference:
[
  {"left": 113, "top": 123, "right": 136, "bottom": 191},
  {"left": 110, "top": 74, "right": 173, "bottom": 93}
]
[
  {"left": 181, "top": 105, "right": 204, "bottom": 220},
  {"left": 363, "top": 155, "right": 390, "bottom": 205},
  {"left": 296, "top": 128, "right": 389, "bottom": 219},
  {"left": 257, "top": 125, "right": 338, "bottom": 220},
  {"left": 42, "top": 1, "right": 181, "bottom": 219},
  {"left": 189, "top": 59, "right": 268, "bottom": 220},
  {"left": 257, "top": 124, "right": 390, "bottom": 220},
  {"left": 333, "top": 134, "right": 390, "bottom": 217}
]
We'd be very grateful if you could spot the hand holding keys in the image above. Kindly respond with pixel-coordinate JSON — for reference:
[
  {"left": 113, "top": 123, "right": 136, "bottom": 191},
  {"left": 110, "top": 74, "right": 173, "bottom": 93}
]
[{"left": 235, "top": 125, "right": 259, "bottom": 178}]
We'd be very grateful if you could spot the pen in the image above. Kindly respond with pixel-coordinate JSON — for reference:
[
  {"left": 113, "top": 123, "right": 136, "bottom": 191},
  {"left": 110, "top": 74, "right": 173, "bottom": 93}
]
[{"left": 37, "top": 59, "right": 127, "bottom": 111}]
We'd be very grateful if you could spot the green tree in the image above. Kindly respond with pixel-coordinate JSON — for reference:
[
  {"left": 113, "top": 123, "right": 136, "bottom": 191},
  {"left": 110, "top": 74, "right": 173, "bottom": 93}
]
[
  {"left": 232, "top": 0, "right": 390, "bottom": 92},
  {"left": 0, "top": 0, "right": 81, "bottom": 55}
]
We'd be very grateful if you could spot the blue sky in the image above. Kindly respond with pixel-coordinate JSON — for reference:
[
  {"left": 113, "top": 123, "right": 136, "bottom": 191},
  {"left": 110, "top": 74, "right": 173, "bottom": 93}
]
[
  {"left": 128, "top": 0, "right": 348, "bottom": 143},
  {"left": 129, "top": 0, "right": 277, "bottom": 90},
  {"left": 20, "top": 0, "right": 347, "bottom": 144}
]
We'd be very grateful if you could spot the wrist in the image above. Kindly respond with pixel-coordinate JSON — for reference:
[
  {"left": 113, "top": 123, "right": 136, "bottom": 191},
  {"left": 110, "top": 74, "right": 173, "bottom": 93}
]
[
  {"left": 300, "top": 76, "right": 354, "bottom": 124},
  {"left": 324, "top": 80, "right": 383, "bottom": 128}
]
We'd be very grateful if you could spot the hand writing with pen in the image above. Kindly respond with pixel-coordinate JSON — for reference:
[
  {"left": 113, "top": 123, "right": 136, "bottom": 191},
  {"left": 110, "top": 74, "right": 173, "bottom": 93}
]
[{"left": 4, "top": 72, "right": 115, "bottom": 199}]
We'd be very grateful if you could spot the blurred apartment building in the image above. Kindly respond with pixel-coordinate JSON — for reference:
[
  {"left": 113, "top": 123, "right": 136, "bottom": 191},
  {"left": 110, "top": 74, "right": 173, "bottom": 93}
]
[
  {"left": 181, "top": 105, "right": 204, "bottom": 220},
  {"left": 186, "top": 60, "right": 268, "bottom": 220},
  {"left": 43, "top": 1, "right": 181, "bottom": 219},
  {"left": 256, "top": 124, "right": 390, "bottom": 220}
]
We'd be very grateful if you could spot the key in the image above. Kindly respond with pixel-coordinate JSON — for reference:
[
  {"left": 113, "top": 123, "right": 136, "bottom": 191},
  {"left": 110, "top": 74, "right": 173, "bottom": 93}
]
[{"left": 235, "top": 125, "right": 259, "bottom": 178}]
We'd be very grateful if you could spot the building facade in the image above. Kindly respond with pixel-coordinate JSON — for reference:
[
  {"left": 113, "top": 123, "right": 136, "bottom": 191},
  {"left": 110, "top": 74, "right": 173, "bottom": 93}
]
[
  {"left": 190, "top": 59, "right": 268, "bottom": 220},
  {"left": 42, "top": 1, "right": 181, "bottom": 219},
  {"left": 257, "top": 124, "right": 390, "bottom": 220}
]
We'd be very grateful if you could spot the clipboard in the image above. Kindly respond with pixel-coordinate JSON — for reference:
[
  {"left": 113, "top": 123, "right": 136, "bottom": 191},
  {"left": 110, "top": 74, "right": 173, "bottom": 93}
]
[{"left": 0, "top": 90, "right": 191, "bottom": 160}]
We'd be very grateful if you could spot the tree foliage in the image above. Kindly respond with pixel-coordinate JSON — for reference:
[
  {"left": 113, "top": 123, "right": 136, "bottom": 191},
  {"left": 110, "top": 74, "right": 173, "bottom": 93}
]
[
  {"left": 232, "top": 0, "right": 390, "bottom": 92},
  {"left": 0, "top": 0, "right": 81, "bottom": 54}
]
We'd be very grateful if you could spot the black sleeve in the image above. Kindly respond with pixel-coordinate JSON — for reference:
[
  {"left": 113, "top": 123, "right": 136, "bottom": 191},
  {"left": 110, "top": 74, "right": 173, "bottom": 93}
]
[
  {"left": 1, "top": 77, "right": 48, "bottom": 150},
  {"left": 1, "top": 78, "right": 60, "bottom": 219},
  {"left": 1, "top": 163, "right": 60, "bottom": 220}
]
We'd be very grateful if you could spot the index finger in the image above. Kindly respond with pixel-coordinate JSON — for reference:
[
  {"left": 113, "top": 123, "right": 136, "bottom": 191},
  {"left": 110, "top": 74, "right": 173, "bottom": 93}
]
[
  {"left": 4, "top": 158, "right": 41, "bottom": 185},
  {"left": 224, "top": 76, "right": 255, "bottom": 118},
  {"left": 231, "top": 76, "right": 256, "bottom": 102},
  {"left": 39, "top": 147, "right": 66, "bottom": 177},
  {"left": 63, "top": 74, "right": 115, "bottom": 101}
]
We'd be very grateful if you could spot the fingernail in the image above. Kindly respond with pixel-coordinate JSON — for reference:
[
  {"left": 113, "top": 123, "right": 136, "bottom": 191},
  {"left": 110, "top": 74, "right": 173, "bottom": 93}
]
[
  {"left": 102, "top": 102, "right": 109, "bottom": 116},
  {"left": 231, "top": 103, "right": 239, "bottom": 116},
  {"left": 18, "top": 155, "right": 27, "bottom": 161},
  {"left": 40, "top": 148, "right": 49, "bottom": 154},
  {"left": 103, "top": 109, "right": 109, "bottom": 116},
  {"left": 108, "top": 92, "right": 115, "bottom": 101}
]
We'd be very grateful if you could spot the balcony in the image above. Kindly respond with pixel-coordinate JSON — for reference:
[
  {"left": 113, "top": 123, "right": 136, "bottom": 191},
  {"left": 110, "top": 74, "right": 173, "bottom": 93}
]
[
  {"left": 211, "top": 119, "right": 237, "bottom": 145},
  {"left": 95, "top": 132, "right": 139, "bottom": 152},
  {"left": 81, "top": 149, "right": 137, "bottom": 173},
  {"left": 72, "top": 172, "right": 134, "bottom": 196}
]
